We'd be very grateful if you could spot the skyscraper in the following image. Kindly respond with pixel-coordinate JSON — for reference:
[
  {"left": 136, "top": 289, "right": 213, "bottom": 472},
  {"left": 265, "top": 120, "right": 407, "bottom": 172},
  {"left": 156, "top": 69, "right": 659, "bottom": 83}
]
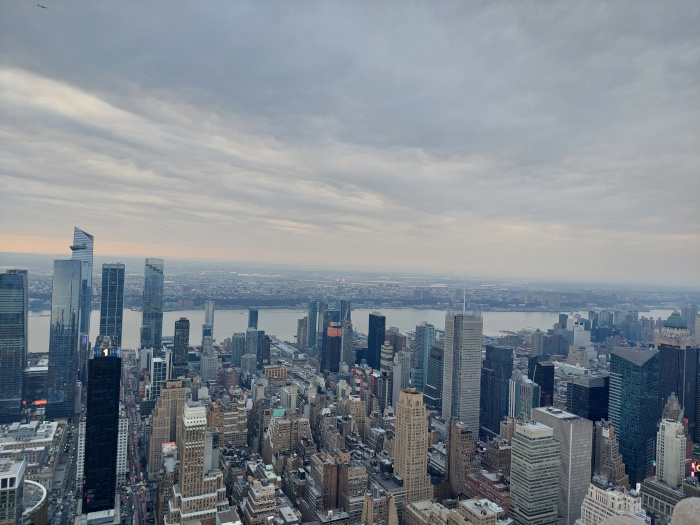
[
  {"left": 532, "top": 360, "right": 554, "bottom": 407},
  {"left": 654, "top": 312, "right": 698, "bottom": 441},
  {"left": 656, "top": 419, "right": 686, "bottom": 488},
  {"left": 47, "top": 259, "right": 82, "bottom": 419},
  {"left": 413, "top": 322, "right": 435, "bottom": 392},
  {"left": 204, "top": 300, "right": 215, "bottom": 327},
  {"left": 248, "top": 308, "right": 258, "bottom": 330},
  {"left": 479, "top": 345, "right": 513, "bottom": 441},
  {"left": 566, "top": 375, "right": 609, "bottom": 422},
  {"left": 508, "top": 370, "right": 541, "bottom": 420},
  {"left": 609, "top": 346, "right": 659, "bottom": 486},
  {"left": 394, "top": 387, "right": 432, "bottom": 502},
  {"left": 423, "top": 345, "right": 444, "bottom": 410},
  {"left": 148, "top": 379, "right": 187, "bottom": 480},
  {"left": 173, "top": 317, "right": 190, "bottom": 377},
  {"left": 319, "top": 309, "right": 341, "bottom": 373},
  {"left": 532, "top": 407, "right": 593, "bottom": 525},
  {"left": 84, "top": 336, "right": 121, "bottom": 513},
  {"left": 141, "top": 258, "right": 164, "bottom": 351},
  {"left": 323, "top": 322, "right": 342, "bottom": 374},
  {"left": 510, "top": 421, "right": 560, "bottom": 525},
  {"left": 70, "top": 228, "right": 93, "bottom": 383},
  {"left": 340, "top": 297, "right": 351, "bottom": 322},
  {"left": 592, "top": 420, "right": 629, "bottom": 489},
  {"left": 367, "top": 312, "right": 386, "bottom": 370},
  {"left": 0, "top": 270, "right": 28, "bottom": 423},
  {"left": 307, "top": 301, "right": 318, "bottom": 348},
  {"left": 230, "top": 332, "right": 246, "bottom": 367},
  {"left": 99, "top": 263, "right": 125, "bottom": 347},
  {"left": 442, "top": 311, "right": 483, "bottom": 432}
]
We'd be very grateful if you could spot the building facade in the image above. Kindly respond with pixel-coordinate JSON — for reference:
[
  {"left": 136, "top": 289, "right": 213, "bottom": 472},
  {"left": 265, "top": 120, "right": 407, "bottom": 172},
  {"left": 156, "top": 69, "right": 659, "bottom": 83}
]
[
  {"left": 172, "top": 317, "right": 190, "bottom": 377},
  {"left": 394, "top": 387, "right": 432, "bottom": 502},
  {"left": 479, "top": 345, "right": 513, "bottom": 441},
  {"left": 99, "top": 264, "right": 125, "bottom": 348},
  {"left": 0, "top": 270, "right": 28, "bottom": 423},
  {"left": 141, "top": 258, "right": 164, "bottom": 350}
]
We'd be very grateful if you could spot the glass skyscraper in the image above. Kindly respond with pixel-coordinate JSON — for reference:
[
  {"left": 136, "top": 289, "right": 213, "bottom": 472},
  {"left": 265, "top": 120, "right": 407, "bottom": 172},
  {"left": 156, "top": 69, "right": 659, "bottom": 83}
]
[
  {"left": 609, "top": 346, "right": 659, "bottom": 486},
  {"left": 70, "top": 227, "right": 93, "bottom": 383},
  {"left": 306, "top": 300, "right": 318, "bottom": 349},
  {"left": 99, "top": 263, "right": 125, "bottom": 348},
  {"left": 479, "top": 345, "right": 514, "bottom": 441},
  {"left": 367, "top": 312, "right": 386, "bottom": 370},
  {"left": 413, "top": 322, "right": 435, "bottom": 391},
  {"left": 84, "top": 336, "right": 121, "bottom": 513},
  {"left": 0, "top": 270, "right": 28, "bottom": 423},
  {"left": 47, "top": 259, "right": 82, "bottom": 419},
  {"left": 141, "top": 258, "right": 164, "bottom": 351},
  {"left": 173, "top": 317, "right": 190, "bottom": 377}
]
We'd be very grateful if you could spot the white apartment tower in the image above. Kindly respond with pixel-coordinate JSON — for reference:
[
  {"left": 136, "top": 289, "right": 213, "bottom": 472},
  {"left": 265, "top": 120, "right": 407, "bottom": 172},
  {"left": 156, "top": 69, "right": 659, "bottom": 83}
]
[
  {"left": 442, "top": 311, "right": 483, "bottom": 432},
  {"left": 116, "top": 408, "right": 129, "bottom": 486},
  {"left": 656, "top": 419, "right": 686, "bottom": 487}
]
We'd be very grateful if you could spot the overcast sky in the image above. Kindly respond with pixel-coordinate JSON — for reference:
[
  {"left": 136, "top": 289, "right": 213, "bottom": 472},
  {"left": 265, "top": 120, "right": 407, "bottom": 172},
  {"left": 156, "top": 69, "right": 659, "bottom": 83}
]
[{"left": 1, "top": 1, "right": 698, "bottom": 285}]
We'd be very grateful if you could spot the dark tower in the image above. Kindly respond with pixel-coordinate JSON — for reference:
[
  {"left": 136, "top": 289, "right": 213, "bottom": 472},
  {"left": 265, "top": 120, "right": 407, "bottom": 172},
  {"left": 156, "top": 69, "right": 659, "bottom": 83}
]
[
  {"left": 324, "top": 322, "right": 342, "bottom": 374},
  {"left": 340, "top": 298, "right": 351, "bottom": 323},
  {"left": 140, "top": 258, "right": 164, "bottom": 351},
  {"left": 99, "top": 264, "right": 125, "bottom": 348},
  {"left": 173, "top": 317, "right": 190, "bottom": 377},
  {"left": 84, "top": 336, "right": 121, "bottom": 513},
  {"left": 566, "top": 375, "right": 609, "bottom": 422},
  {"left": 248, "top": 308, "right": 259, "bottom": 330},
  {"left": 479, "top": 346, "right": 514, "bottom": 441},
  {"left": 367, "top": 312, "right": 386, "bottom": 370},
  {"left": 319, "top": 310, "right": 340, "bottom": 373},
  {"left": 0, "top": 270, "right": 28, "bottom": 423},
  {"left": 307, "top": 301, "right": 318, "bottom": 349}
]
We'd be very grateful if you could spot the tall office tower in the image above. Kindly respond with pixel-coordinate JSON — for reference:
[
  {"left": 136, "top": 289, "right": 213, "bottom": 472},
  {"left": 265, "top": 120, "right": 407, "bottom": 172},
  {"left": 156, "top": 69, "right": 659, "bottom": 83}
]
[
  {"left": 609, "top": 347, "right": 659, "bottom": 486},
  {"left": 566, "top": 375, "right": 609, "bottom": 422},
  {"left": 532, "top": 360, "right": 554, "bottom": 407},
  {"left": 322, "top": 322, "right": 342, "bottom": 374},
  {"left": 654, "top": 312, "right": 698, "bottom": 440},
  {"left": 423, "top": 345, "right": 444, "bottom": 410},
  {"left": 396, "top": 350, "right": 411, "bottom": 390},
  {"left": 259, "top": 334, "right": 271, "bottom": 369},
  {"left": 656, "top": 419, "right": 686, "bottom": 488},
  {"left": 157, "top": 443, "right": 179, "bottom": 525},
  {"left": 202, "top": 323, "right": 213, "bottom": 355},
  {"left": 508, "top": 370, "right": 541, "bottom": 420},
  {"left": 307, "top": 301, "right": 318, "bottom": 348},
  {"left": 245, "top": 328, "right": 259, "bottom": 358},
  {"left": 200, "top": 355, "right": 218, "bottom": 382},
  {"left": 316, "top": 300, "right": 328, "bottom": 347},
  {"left": 141, "top": 258, "right": 164, "bottom": 351},
  {"left": 340, "top": 297, "right": 351, "bottom": 322},
  {"left": 0, "top": 270, "right": 28, "bottom": 423},
  {"left": 593, "top": 420, "right": 629, "bottom": 489},
  {"left": 479, "top": 345, "right": 513, "bottom": 441},
  {"left": 532, "top": 407, "right": 592, "bottom": 525},
  {"left": 241, "top": 354, "right": 257, "bottom": 378},
  {"left": 320, "top": 309, "right": 341, "bottom": 369},
  {"left": 149, "top": 351, "right": 171, "bottom": 400},
  {"left": 99, "top": 263, "right": 125, "bottom": 347},
  {"left": 681, "top": 305, "right": 698, "bottom": 334},
  {"left": 83, "top": 336, "right": 121, "bottom": 513},
  {"left": 394, "top": 387, "right": 433, "bottom": 501},
  {"left": 230, "top": 332, "right": 246, "bottom": 367},
  {"left": 445, "top": 419, "right": 476, "bottom": 498},
  {"left": 204, "top": 300, "right": 215, "bottom": 329},
  {"left": 442, "top": 311, "right": 483, "bottom": 432},
  {"left": 413, "top": 322, "right": 435, "bottom": 391},
  {"left": 380, "top": 341, "right": 394, "bottom": 374},
  {"left": 367, "top": 312, "right": 386, "bottom": 370},
  {"left": 46, "top": 259, "right": 82, "bottom": 419},
  {"left": 341, "top": 319, "right": 354, "bottom": 367},
  {"left": 148, "top": 379, "right": 187, "bottom": 480},
  {"left": 173, "top": 318, "right": 190, "bottom": 377},
  {"left": 510, "top": 421, "right": 560, "bottom": 525},
  {"left": 297, "top": 317, "right": 308, "bottom": 350},
  {"left": 71, "top": 228, "right": 93, "bottom": 383},
  {"left": 116, "top": 408, "right": 129, "bottom": 486},
  {"left": 248, "top": 308, "right": 258, "bottom": 330},
  {"left": 170, "top": 402, "right": 229, "bottom": 522},
  {"left": 0, "top": 458, "right": 25, "bottom": 525},
  {"left": 531, "top": 329, "right": 544, "bottom": 357}
]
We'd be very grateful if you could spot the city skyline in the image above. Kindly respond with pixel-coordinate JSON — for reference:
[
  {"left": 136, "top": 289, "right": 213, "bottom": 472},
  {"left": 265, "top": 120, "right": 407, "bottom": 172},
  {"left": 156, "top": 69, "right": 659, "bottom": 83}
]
[{"left": 1, "top": 1, "right": 699, "bottom": 286}]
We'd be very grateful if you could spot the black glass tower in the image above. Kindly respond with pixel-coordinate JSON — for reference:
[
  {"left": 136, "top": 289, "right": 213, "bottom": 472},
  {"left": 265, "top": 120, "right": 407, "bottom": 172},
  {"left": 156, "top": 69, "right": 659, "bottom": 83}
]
[
  {"left": 479, "top": 345, "right": 514, "bottom": 441},
  {"left": 173, "top": 317, "right": 190, "bottom": 377},
  {"left": 367, "top": 312, "right": 386, "bottom": 370},
  {"left": 530, "top": 359, "right": 554, "bottom": 407},
  {"left": 140, "top": 258, "right": 164, "bottom": 351},
  {"left": 340, "top": 298, "right": 351, "bottom": 322},
  {"left": 566, "top": 375, "right": 609, "bottom": 422},
  {"left": 47, "top": 259, "right": 82, "bottom": 419},
  {"left": 319, "top": 309, "right": 340, "bottom": 373},
  {"left": 99, "top": 264, "right": 125, "bottom": 348},
  {"left": 0, "top": 270, "right": 28, "bottom": 423},
  {"left": 423, "top": 345, "right": 444, "bottom": 410},
  {"left": 323, "top": 322, "right": 342, "bottom": 374},
  {"left": 248, "top": 308, "right": 258, "bottom": 330},
  {"left": 84, "top": 336, "right": 121, "bottom": 513}
]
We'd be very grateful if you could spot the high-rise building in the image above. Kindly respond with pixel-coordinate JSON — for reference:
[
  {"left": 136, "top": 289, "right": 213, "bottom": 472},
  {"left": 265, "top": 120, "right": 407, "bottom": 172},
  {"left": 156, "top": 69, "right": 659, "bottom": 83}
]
[
  {"left": 83, "top": 336, "right": 121, "bottom": 513},
  {"left": 531, "top": 329, "right": 544, "bottom": 357},
  {"left": 149, "top": 351, "right": 171, "bottom": 400},
  {"left": 340, "top": 298, "right": 351, "bottom": 323},
  {"left": 248, "top": 308, "right": 258, "bottom": 330},
  {"left": 246, "top": 328, "right": 259, "bottom": 359},
  {"left": 157, "top": 443, "right": 179, "bottom": 525},
  {"left": 297, "top": 317, "right": 308, "bottom": 350},
  {"left": 380, "top": 341, "right": 394, "bottom": 374},
  {"left": 531, "top": 407, "right": 593, "bottom": 525},
  {"left": 202, "top": 323, "right": 213, "bottom": 355},
  {"left": 592, "top": 420, "right": 629, "bottom": 489},
  {"left": 173, "top": 318, "right": 190, "bottom": 377},
  {"left": 0, "top": 458, "right": 25, "bottom": 525},
  {"left": 656, "top": 419, "right": 686, "bottom": 488},
  {"left": 445, "top": 419, "right": 476, "bottom": 498},
  {"left": 394, "top": 387, "right": 432, "bottom": 502},
  {"left": 71, "top": 228, "right": 93, "bottom": 384},
  {"left": 578, "top": 480, "right": 645, "bottom": 525},
  {"left": 367, "top": 312, "right": 386, "bottom": 370},
  {"left": 396, "top": 350, "right": 411, "bottom": 390},
  {"left": 0, "top": 270, "right": 28, "bottom": 423},
  {"left": 531, "top": 360, "right": 554, "bottom": 407},
  {"left": 566, "top": 375, "right": 609, "bottom": 422},
  {"left": 259, "top": 334, "right": 271, "bottom": 369},
  {"left": 141, "top": 258, "right": 164, "bottom": 351},
  {"left": 413, "top": 322, "right": 435, "bottom": 392},
  {"left": 508, "top": 370, "right": 540, "bottom": 420},
  {"left": 341, "top": 319, "right": 354, "bottom": 368},
  {"left": 307, "top": 301, "right": 318, "bottom": 349},
  {"left": 479, "top": 345, "right": 513, "bottom": 441},
  {"left": 320, "top": 310, "right": 341, "bottom": 372},
  {"left": 510, "top": 421, "right": 560, "bottom": 525},
  {"left": 231, "top": 332, "right": 246, "bottom": 367},
  {"left": 680, "top": 305, "right": 698, "bottom": 335},
  {"left": 148, "top": 379, "right": 188, "bottom": 480},
  {"left": 169, "top": 402, "right": 229, "bottom": 522},
  {"left": 204, "top": 300, "right": 215, "bottom": 328},
  {"left": 322, "top": 322, "right": 342, "bottom": 374},
  {"left": 423, "top": 345, "right": 444, "bottom": 410},
  {"left": 442, "top": 311, "right": 482, "bottom": 432},
  {"left": 654, "top": 312, "right": 698, "bottom": 441},
  {"left": 46, "top": 259, "right": 82, "bottom": 419},
  {"left": 116, "top": 409, "right": 128, "bottom": 486},
  {"left": 609, "top": 346, "right": 659, "bottom": 486},
  {"left": 99, "top": 263, "right": 125, "bottom": 347}
]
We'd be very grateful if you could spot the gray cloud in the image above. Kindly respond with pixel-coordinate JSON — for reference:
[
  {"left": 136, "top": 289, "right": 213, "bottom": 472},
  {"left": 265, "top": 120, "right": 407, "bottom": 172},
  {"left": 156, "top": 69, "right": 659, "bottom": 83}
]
[{"left": 0, "top": 1, "right": 698, "bottom": 284}]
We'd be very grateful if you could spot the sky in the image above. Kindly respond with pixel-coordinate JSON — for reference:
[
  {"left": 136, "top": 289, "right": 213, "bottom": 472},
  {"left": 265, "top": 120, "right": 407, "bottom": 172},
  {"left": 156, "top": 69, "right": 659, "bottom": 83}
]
[{"left": 1, "top": 1, "right": 699, "bottom": 285}]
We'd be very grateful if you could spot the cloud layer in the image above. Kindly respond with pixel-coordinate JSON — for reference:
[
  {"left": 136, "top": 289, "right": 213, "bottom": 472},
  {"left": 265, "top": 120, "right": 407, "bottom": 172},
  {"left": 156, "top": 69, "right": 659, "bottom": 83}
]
[{"left": 1, "top": 1, "right": 699, "bottom": 285}]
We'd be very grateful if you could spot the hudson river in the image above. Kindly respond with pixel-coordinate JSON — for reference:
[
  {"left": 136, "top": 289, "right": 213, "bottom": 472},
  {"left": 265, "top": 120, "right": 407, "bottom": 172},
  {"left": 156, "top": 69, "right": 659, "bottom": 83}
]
[{"left": 26, "top": 307, "right": 674, "bottom": 354}]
